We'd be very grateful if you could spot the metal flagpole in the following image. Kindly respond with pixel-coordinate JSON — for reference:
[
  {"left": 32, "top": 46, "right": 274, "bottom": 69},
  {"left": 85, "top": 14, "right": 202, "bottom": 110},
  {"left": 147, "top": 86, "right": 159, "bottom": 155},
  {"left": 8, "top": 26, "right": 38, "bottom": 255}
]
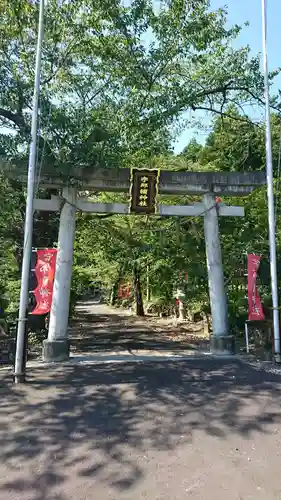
[
  {"left": 14, "top": 0, "right": 45, "bottom": 383},
  {"left": 261, "top": 0, "right": 281, "bottom": 361}
]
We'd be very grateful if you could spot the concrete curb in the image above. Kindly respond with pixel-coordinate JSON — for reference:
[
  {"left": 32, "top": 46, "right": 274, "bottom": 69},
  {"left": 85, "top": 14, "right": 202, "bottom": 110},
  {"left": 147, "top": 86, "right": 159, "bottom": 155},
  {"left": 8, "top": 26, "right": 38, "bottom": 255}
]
[{"left": 0, "top": 350, "right": 239, "bottom": 372}]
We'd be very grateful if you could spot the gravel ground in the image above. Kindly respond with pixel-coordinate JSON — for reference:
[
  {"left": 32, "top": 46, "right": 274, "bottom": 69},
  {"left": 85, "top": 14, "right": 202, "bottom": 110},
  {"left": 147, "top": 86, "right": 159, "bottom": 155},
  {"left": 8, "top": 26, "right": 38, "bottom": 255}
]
[
  {"left": 240, "top": 355, "right": 281, "bottom": 375},
  {"left": 68, "top": 302, "right": 209, "bottom": 355},
  {"left": 1, "top": 357, "right": 281, "bottom": 500}
]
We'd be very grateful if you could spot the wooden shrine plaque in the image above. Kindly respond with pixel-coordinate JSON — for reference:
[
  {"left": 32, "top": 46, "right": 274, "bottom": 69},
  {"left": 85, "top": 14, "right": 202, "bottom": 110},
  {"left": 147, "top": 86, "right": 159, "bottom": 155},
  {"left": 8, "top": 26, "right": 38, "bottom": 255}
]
[{"left": 129, "top": 169, "right": 160, "bottom": 214}]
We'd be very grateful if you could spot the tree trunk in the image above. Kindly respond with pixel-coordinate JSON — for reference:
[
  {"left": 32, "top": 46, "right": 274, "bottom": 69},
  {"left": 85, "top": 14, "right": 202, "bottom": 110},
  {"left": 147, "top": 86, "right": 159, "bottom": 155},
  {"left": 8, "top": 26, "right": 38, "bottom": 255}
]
[
  {"left": 146, "top": 265, "right": 150, "bottom": 302},
  {"left": 110, "top": 285, "right": 116, "bottom": 306},
  {"left": 110, "top": 279, "right": 119, "bottom": 306},
  {"left": 133, "top": 262, "right": 144, "bottom": 316},
  {"left": 110, "top": 265, "right": 123, "bottom": 306}
]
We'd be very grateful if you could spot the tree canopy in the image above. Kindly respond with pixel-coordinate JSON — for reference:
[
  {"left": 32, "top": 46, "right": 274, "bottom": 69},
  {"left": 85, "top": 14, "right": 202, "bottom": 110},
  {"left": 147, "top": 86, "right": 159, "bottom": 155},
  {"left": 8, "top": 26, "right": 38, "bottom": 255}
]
[{"left": 1, "top": 0, "right": 279, "bottom": 170}]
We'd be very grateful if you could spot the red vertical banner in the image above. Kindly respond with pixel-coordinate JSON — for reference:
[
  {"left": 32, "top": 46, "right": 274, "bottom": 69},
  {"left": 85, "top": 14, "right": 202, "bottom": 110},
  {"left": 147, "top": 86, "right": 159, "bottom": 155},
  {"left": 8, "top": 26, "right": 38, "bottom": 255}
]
[
  {"left": 247, "top": 254, "right": 265, "bottom": 321},
  {"left": 118, "top": 280, "right": 131, "bottom": 299},
  {"left": 31, "top": 249, "right": 57, "bottom": 315},
  {"left": 118, "top": 279, "right": 125, "bottom": 299}
]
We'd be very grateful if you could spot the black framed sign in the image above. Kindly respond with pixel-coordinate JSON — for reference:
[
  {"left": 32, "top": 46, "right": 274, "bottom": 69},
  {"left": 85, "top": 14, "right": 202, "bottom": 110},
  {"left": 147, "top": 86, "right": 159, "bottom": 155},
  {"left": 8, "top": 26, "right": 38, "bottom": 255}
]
[{"left": 129, "top": 168, "right": 160, "bottom": 214}]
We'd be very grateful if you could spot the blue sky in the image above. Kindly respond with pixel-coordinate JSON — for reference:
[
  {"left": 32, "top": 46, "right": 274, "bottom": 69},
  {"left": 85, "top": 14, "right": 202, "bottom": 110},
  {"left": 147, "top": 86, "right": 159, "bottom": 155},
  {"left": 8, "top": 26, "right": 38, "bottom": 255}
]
[{"left": 174, "top": 0, "right": 281, "bottom": 153}]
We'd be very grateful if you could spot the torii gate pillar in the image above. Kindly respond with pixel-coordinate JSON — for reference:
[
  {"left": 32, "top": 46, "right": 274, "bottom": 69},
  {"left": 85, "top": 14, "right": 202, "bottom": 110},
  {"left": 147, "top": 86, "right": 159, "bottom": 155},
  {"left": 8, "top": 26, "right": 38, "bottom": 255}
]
[
  {"left": 203, "top": 193, "right": 233, "bottom": 355},
  {"left": 42, "top": 187, "right": 76, "bottom": 362}
]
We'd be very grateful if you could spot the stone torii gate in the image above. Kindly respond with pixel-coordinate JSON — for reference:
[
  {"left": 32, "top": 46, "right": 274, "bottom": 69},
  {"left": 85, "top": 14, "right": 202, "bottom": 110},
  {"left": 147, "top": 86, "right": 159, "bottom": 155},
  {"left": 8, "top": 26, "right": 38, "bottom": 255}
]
[{"left": 21, "top": 167, "right": 264, "bottom": 362}]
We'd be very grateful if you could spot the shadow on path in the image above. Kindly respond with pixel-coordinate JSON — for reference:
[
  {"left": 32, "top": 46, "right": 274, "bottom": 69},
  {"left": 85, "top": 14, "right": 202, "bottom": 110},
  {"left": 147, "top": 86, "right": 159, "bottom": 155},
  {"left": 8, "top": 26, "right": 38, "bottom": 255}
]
[
  {"left": 1, "top": 358, "right": 281, "bottom": 499},
  {"left": 70, "top": 302, "right": 209, "bottom": 354}
]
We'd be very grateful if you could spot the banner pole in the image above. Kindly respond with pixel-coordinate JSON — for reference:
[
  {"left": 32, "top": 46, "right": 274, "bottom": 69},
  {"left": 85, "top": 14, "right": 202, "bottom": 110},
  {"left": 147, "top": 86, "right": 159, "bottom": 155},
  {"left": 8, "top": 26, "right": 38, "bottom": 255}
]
[
  {"left": 14, "top": 0, "right": 45, "bottom": 383},
  {"left": 245, "top": 322, "right": 249, "bottom": 354},
  {"left": 261, "top": 0, "right": 281, "bottom": 360}
]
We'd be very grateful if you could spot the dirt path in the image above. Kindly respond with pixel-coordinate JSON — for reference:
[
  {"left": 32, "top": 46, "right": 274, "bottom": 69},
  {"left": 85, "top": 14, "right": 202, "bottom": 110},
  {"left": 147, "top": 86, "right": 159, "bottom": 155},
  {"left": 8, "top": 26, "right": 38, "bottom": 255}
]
[
  {"left": 69, "top": 301, "right": 209, "bottom": 355},
  {"left": 1, "top": 358, "right": 281, "bottom": 500}
]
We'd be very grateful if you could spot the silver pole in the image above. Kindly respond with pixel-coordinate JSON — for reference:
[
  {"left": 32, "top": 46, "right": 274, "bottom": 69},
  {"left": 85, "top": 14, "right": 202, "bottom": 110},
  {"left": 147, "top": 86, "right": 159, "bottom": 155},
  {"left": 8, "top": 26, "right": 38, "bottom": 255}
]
[
  {"left": 245, "top": 322, "right": 249, "bottom": 354},
  {"left": 261, "top": 0, "right": 281, "bottom": 360},
  {"left": 14, "top": 0, "right": 45, "bottom": 383}
]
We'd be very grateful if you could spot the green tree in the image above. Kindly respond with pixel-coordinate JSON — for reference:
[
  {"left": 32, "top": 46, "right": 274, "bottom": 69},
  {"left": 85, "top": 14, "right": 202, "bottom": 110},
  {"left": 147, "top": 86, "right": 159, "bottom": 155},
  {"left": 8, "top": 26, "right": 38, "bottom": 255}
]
[
  {"left": 197, "top": 109, "right": 281, "bottom": 329},
  {"left": 1, "top": 0, "right": 279, "bottom": 172},
  {"left": 181, "top": 138, "right": 203, "bottom": 163},
  {"left": 200, "top": 110, "right": 264, "bottom": 171}
]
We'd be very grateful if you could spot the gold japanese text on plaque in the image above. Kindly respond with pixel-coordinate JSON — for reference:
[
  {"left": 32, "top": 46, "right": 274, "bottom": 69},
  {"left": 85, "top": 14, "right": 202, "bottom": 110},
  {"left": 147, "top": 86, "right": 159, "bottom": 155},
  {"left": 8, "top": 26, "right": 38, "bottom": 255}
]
[{"left": 129, "top": 168, "right": 160, "bottom": 214}]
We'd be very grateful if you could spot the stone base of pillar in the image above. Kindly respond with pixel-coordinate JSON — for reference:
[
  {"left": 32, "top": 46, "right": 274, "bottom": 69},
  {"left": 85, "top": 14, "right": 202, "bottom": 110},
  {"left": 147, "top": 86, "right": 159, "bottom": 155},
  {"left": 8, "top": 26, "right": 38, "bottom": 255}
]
[
  {"left": 274, "top": 353, "right": 281, "bottom": 364},
  {"left": 210, "top": 334, "right": 235, "bottom": 355},
  {"left": 42, "top": 339, "right": 70, "bottom": 362}
]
